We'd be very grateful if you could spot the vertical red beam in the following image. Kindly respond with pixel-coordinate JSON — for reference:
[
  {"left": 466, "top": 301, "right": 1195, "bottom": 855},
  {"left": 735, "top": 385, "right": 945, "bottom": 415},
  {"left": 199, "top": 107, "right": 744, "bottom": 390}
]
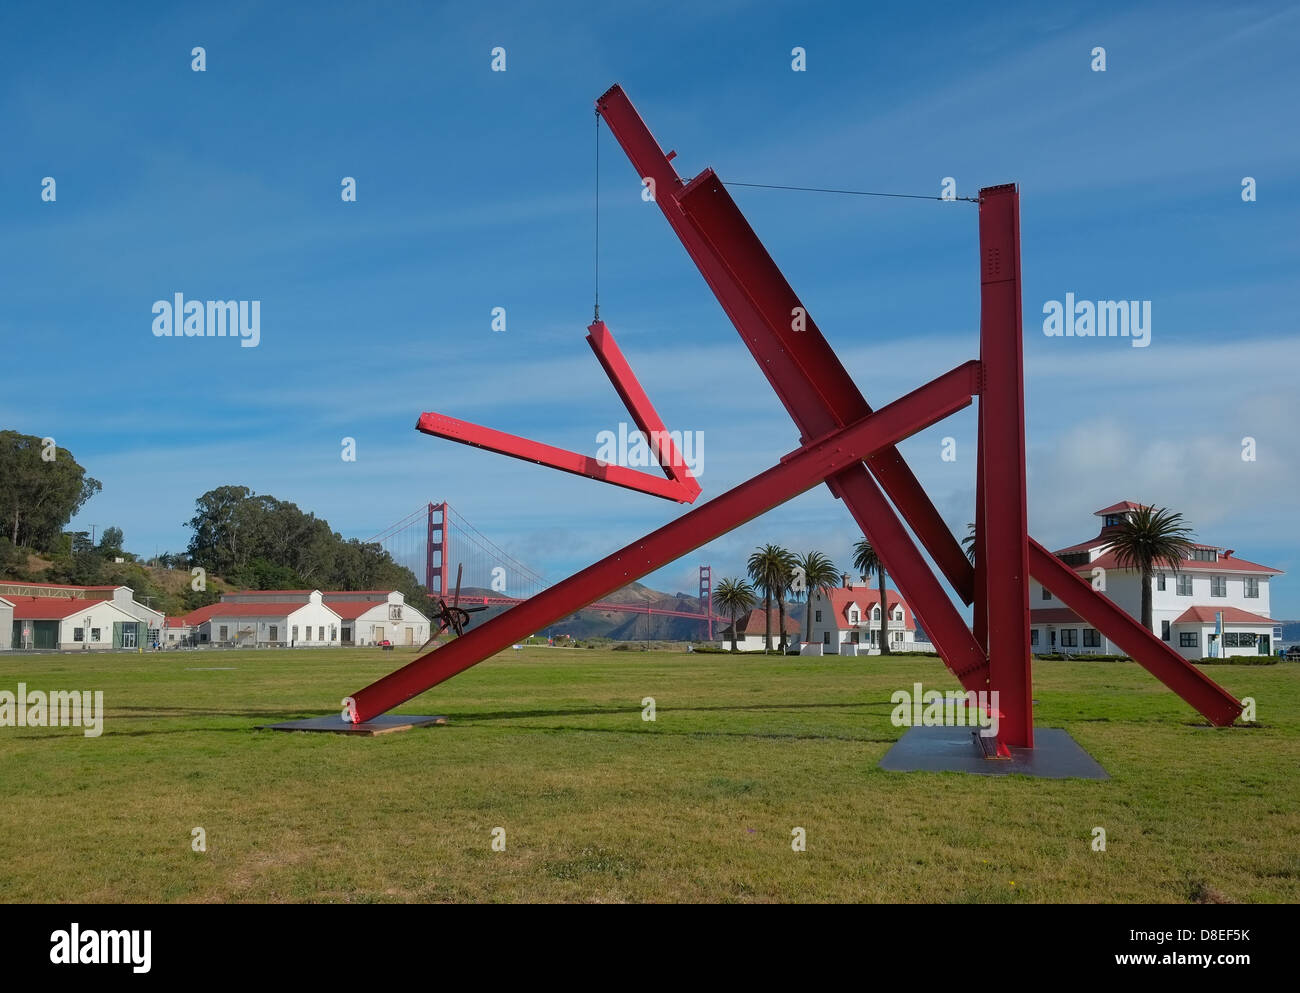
[
  {"left": 978, "top": 185, "right": 1032, "bottom": 748},
  {"left": 973, "top": 400, "right": 988, "bottom": 654}
]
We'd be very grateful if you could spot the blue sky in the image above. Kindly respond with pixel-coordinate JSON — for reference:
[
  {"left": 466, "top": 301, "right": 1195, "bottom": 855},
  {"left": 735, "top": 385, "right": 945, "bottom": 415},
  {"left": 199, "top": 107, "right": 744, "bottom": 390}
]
[{"left": 2, "top": 1, "right": 1298, "bottom": 618}]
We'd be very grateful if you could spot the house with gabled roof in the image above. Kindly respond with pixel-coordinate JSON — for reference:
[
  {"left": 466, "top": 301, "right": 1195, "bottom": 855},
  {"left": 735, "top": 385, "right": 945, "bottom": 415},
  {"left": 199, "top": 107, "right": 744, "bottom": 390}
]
[
  {"left": 807, "top": 579, "right": 918, "bottom": 655},
  {"left": 1032, "top": 501, "right": 1283, "bottom": 658}
]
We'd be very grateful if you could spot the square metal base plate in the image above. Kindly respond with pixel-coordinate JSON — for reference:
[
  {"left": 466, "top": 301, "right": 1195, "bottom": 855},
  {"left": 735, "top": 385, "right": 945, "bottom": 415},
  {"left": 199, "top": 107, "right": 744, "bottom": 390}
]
[
  {"left": 879, "top": 726, "right": 1108, "bottom": 779},
  {"left": 258, "top": 714, "right": 448, "bottom": 735}
]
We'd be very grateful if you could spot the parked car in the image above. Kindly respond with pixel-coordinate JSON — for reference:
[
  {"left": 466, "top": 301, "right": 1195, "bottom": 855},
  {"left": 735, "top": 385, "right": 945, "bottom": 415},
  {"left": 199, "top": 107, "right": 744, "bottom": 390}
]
[
  {"left": 1285, "top": 644, "right": 1300, "bottom": 661},
  {"left": 378, "top": 639, "right": 394, "bottom": 651}
]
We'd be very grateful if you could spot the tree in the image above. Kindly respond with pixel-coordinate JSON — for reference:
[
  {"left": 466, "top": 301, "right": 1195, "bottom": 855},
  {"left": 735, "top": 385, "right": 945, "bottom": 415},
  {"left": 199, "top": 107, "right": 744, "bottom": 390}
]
[
  {"left": 99, "top": 526, "right": 124, "bottom": 555},
  {"left": 852, "top": 537, "right": 892, "bottom": 655},
  {"left": 1106, "top": 504, "right": 1195, "bottom": 633},
  {"left": 183, "top": 485, "right": 428, "bottom": 607},
  {"left": 747, "top": 544, "right": 795, "bottom": 653},
  {"left": 713, "top": 577, "right": 757, "bottom": 652},
  {"left": 793, "top": 550, "right": 839, "bottom": 650},
  {"left": 962, "top": 522, "right": 976, "bottom": 564},
  {"left": 0, "top": 431, "right": 102, "bottom": 550}
]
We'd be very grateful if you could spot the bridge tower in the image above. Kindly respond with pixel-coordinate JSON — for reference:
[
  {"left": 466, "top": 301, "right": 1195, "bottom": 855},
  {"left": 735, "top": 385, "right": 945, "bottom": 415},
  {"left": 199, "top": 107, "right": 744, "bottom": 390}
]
[{"left": 698, "top": 565, "right": 713, "bottom": 641}]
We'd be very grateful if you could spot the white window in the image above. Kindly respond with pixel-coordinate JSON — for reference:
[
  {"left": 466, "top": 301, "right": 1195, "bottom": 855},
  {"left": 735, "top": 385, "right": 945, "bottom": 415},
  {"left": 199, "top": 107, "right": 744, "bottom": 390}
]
[
  {"left": 1245, "top": 577, "right": 1259, "bottom": 598},
  {"left": 318, "top": 626, "right": 325, "bottom": 641},
  {"left": 849, "top": 609, "right": 858, "bottom": 623},
  {"left": 872, "top": 606, "right": 880, "bottom": 620},
  {"left": 1157, "top": 573, "right": 1166, "bottom": 591},
  {"left": 1177, "top": 574, "right": 1192, "bottom": 596},
  {"left": 1210, "top": 576, "right": 1226, "bottom": 597},
  {"left": 90, "top": 628, "right": 101, "bottom": 642},
  {"left": 73, "top": 627, "right": 84, "bottom": 642},
  {"left": 292, "top": 625, "right": 298, "bottom": 641},
  {"left": 269, "top": 625, "right": 278, "bottom": 642},
  {"left": 219, "top": 625, "right": 228, "bottom": 641}
]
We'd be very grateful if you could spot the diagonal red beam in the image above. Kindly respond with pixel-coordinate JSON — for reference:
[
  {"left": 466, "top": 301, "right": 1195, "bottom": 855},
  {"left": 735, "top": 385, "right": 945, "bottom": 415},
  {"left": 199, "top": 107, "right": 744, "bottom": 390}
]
[
  {"left": 1028, "top": 539, "right": 1243, "bottom": 726},
  {"left": 416, "top": 412, "right": 694, "bottom": 503},
  {"left": 586, "top": 320, "right": 701, "bottom": 499},
  {"left": 595, "top": 84, "right": 975, "bottom": 607},
  {"left": 349, "top": 361, "right": 985, "bottom": 721}
]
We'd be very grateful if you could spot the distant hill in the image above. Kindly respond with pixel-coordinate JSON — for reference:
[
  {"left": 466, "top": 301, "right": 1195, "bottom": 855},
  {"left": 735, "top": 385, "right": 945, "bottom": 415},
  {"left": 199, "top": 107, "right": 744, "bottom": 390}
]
[{"left": 1279, "top": 620, "right": 1300, "bottom": 643}]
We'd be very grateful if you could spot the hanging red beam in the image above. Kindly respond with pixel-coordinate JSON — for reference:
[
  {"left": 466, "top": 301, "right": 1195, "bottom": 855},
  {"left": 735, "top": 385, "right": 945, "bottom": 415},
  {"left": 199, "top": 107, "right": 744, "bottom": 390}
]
[{"left": 416, "top": 320, "right": 700, "bottom": 503}]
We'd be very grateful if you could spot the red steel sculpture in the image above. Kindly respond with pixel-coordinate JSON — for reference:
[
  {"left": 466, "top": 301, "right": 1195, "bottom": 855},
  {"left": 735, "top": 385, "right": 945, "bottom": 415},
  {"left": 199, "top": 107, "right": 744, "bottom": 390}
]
[{"left": 345, "top": 85, "right": 1243, "bottom": 750}]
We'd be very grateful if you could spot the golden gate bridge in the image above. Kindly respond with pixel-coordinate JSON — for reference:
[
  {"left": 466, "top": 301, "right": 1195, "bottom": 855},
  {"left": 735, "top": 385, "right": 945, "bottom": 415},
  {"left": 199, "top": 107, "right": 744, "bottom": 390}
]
[{"left": 365, "top": 502, "right": 721, "bottom": 638}]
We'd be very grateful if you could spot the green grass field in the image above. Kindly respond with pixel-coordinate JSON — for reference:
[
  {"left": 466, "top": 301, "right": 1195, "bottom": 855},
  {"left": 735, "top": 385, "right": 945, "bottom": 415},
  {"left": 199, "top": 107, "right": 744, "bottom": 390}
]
[{"left": 1, "top": 647, "right": 1297, "bottom": 903}]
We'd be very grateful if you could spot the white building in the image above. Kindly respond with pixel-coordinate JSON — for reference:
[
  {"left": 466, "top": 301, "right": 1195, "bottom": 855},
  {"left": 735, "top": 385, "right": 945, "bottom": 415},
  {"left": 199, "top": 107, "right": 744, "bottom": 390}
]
[
  {"left": 1031, "top": 501, "right": 1282, "bottom": 659},
  {"left": 167, "top": 589, "right": 429, "bottom": 648},
  {"left": 807, "top": 581, "right": 920, "bottom": 654},
  {"left": 6, "top": 594, "right": 145, "bottom": 650},
  {"left": 0, "top": 581, "right": 164, "bottom": 648}
]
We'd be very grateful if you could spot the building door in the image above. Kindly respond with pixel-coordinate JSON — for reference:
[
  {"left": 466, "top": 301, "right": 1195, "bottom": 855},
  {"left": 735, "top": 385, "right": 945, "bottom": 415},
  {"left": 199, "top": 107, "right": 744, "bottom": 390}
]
[
  {"left": 1258, "top": 634, "right": 1270, "bottom": 655},
  {"left": 121, "top": 625, "right": 137, "bottom": 649},
  {"left": 405, "top": 627, "right": 414, "bottom": 645}
]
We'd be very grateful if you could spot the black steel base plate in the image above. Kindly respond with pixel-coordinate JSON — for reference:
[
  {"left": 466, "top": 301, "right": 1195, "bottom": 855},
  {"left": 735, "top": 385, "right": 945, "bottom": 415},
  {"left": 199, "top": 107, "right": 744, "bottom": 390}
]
[{"left": 879, "top": 725, "right": 1108, "bottom": 779}]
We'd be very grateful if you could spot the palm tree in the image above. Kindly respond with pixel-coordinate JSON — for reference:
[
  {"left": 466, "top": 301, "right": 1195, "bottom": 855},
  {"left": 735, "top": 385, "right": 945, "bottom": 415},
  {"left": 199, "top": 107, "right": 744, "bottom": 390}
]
[
  {"left": 747, "top": 544, "right": 795, "bottom": 653},
  {"left": 962, "top": 522, "right": 976, "bottom": 564},
  {"left": 1106, "top": 504, "right": 1195, "bottom": 633},
  {"left": 713, "top": 577, "right": 757, "bottom": 652},
  {"left": 794, "top": 550, "right": 840, "bottom": 650},
  {"left": 852, "top": 536, "right": 892, "bottom": 655}
]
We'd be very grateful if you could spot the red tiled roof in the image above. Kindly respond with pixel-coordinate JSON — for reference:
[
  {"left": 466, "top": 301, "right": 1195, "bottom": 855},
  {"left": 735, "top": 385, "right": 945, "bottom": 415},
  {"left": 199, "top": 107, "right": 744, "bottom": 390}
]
[
  {"left": 173, "top": 603, "right": 224, "bottom": 626},
  {"left": 1172, "top": 606, "right": 1277, "bottom": 625},
  {"left": 819, "top": 587, "right": 914, "bottom": 630},
  {"left": 1077, "top": 550, "right": 1280, "bottom": 575},
  {"left": 224, "top": 589, "right": 314, "bottom": 595},
  {"left": 1094, "top": 501, "right": 1147, "bottom": 516},
  {"left": 7, "top": 596, "right": 114, "bottom": 620},
  {"left": 329, "top": 601, "right": 387, "bottom": 620},
  {"left": 1030, "top": 608, "right": 1085, "bottom": 624},
  {"left": 0, "top": 581, "right": 123, "bottom": 591},
  {"left": 724, "top": 608, "right": 800, "bottom": 636}
]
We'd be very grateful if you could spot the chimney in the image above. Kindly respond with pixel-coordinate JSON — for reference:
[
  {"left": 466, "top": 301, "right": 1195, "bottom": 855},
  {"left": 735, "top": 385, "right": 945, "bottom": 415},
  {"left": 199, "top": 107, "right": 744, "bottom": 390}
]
[
  {"left": 1223, "top": 549, "right": 1234, "bottom": 558},
  {"left": 841, "top": 573, "right": 850, "bottom": 588}
]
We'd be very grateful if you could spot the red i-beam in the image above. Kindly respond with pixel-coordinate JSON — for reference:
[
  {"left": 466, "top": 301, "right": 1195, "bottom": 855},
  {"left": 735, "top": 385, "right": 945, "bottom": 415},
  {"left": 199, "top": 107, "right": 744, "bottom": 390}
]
[{"left": 346, "top": 85, "right": 1243, "bottom": 745}]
